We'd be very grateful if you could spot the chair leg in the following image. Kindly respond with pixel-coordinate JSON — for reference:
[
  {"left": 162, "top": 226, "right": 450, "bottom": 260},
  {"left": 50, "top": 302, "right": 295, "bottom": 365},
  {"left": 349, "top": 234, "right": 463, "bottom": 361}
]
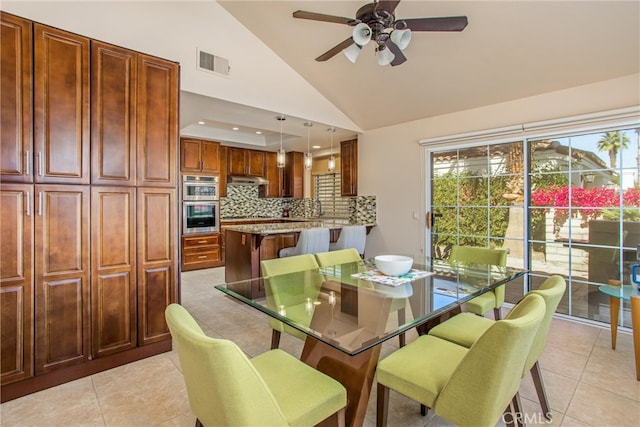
[
  {"left": 494, "top": 307, "right": 502, "bottom": 320},
  {"left": 270, "top": 329, "right": 281, "bottom": 350},
  {"left": 336, "top": 407, "right": 346, "bottom": 427},
  {"left": 530, "top": 361, "right": 552, "bottom": 420},
  {"left": 376, "top": 382, "right": 390, "bottom": 427},
  {"left": 420, "top": 404, "right": 428, "bottom": 416},
  {"left": 195, "top": 418, "right": 204, "bottom": 427}
]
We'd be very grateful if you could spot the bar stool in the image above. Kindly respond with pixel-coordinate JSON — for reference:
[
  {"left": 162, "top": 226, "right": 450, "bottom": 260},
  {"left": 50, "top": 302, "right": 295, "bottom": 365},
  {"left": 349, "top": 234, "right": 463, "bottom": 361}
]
[
  {"left": 279, "top": 227, "right": 330, "bottom": 257},
  {"left": 329, "top": 225, "right": 366, "bottom": 257}
]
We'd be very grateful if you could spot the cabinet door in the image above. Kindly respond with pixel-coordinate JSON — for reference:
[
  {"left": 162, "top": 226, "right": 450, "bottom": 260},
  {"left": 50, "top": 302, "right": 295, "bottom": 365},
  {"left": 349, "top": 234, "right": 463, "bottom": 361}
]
[
  {"left": 91, "top": 41, "right": 137, "bottom": 186},
  {"left": 219, "top": 146, "right": 228, "bottom": 198},
  {"left": 137, "top": 187, "right": 177, "bottom": 345},
  {"left": 283, "top": 151, "right": 303, "bottom": 198},
  {"left": 260, "top": 152, "right": 282, "bottom": 198},
  {"left": 340, "top": 139, "right": 358, "bottom": 196},
  {"left": 136, "top": 54, "right": 178, "bottom": 187},
  {"left": 91, "top": 187, "right": 136, "bottom": 358},
  {"left": 34, "top": 185, "right": 90, "bottom": 374},
  {"left": 180, "top": 138, "right": 203, "bottom": 173},
  {"left": 200, "top": 140, "right": 220, "bottom": 174},
  {"left": 228, "top": 147, "right": 247, "bottom": 175},
  {"left": 0, "top": 14, "right": 33, "bottom": 183},
  {"left": 0, "top": 184, "right": 34, "bottom": 385},
  {"left": 246, "top": 150, "right": 265, "bottom": 177},
  {"left": 34, "top": 24, "right": 90, "bottom": 184}
]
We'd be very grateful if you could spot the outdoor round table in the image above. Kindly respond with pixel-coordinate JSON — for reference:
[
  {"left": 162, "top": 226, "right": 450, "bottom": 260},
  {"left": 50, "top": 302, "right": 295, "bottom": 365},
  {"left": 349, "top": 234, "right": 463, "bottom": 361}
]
[{"left": 598, "top": 284, "right": 640, "bottom": 380}]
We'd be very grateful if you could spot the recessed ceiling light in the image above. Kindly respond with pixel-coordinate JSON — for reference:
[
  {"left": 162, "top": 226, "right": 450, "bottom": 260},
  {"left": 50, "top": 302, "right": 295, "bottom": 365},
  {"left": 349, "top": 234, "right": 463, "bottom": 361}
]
[
  {"left": 256, "top": 131, "right": 262, "bottom": 135},
  {"left": 197, "top": 121, "right": 205, "bottom": 125},
  {"left": 232, "top": 127, "right": 239, "bottom": 131},
  {"left": 312, "top": 145, "right": 321, "bottom": 149}
]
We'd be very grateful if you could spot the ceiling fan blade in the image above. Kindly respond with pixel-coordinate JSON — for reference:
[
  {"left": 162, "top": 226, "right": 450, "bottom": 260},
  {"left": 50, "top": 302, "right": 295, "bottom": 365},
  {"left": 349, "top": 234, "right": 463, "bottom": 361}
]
[
  {"left": 316, "top": 38, "right": 355, "bottom": 62},
  {"left": 376, "top": 1, "right": 401, "bottom": 14},
  {"left": 400, "top": 16, "right": 468, "bottom": 32},
  {"left": 293, "top": 10, "right": 353, "bottom": 25},
  {"left": 386, "top": 40, "right": 407, "bottom": 66}
]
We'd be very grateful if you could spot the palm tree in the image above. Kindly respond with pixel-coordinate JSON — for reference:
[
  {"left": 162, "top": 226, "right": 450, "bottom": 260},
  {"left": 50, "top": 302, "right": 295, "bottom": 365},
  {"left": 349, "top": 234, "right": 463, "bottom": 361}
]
[{"left": 597, "top": 131, "right": 630, "bottom": 169}]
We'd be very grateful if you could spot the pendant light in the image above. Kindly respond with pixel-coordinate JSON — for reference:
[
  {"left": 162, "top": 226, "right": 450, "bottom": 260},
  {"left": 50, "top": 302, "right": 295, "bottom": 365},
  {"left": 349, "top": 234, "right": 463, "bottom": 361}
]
[
  {"left": 327, "top": 127, "right": 336, "bottom": 172},
  {"left": 304, "top": 122, "right": 313, "bottom": 170},
  {"left": 276, "top": 115, "right": 286, "bottom": 168}
]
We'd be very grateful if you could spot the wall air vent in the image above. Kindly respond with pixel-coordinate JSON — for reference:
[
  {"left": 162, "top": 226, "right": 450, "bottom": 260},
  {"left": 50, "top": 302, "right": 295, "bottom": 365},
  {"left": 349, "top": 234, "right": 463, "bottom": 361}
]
[{"left": 197, "top": 49, "right": 230, "bottom": 76}]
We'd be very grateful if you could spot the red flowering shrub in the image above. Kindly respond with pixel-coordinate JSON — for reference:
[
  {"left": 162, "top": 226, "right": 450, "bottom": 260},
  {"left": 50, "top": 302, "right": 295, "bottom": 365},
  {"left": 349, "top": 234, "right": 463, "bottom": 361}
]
[{"left": 531, "top": 186, "right": 640, "bottom": 232}]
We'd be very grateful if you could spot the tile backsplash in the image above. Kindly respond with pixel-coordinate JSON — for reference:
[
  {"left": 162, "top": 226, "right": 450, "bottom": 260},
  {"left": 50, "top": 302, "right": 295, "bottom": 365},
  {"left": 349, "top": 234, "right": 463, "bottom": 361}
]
[{"left": 221, "top": 185, "right": 377, "bottom": 223}]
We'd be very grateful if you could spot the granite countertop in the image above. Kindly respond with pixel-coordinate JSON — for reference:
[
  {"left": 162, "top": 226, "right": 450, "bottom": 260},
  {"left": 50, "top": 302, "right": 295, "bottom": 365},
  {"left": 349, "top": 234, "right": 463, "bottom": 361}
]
[{"left": 222, "top": 217, "right": 376, "bottom": 235}]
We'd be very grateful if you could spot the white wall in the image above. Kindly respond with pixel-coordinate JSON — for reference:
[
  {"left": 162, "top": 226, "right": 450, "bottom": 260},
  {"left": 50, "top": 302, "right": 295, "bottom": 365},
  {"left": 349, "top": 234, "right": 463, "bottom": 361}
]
[{"left": 360, "top": 74, "right": 640, "bottom": 259}]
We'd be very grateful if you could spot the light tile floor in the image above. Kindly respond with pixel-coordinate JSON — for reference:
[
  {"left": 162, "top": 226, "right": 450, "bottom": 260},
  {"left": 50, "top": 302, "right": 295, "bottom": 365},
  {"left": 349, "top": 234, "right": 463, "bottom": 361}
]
[{"left": 2, "top": 267, "right": 639, "bottom": 427}]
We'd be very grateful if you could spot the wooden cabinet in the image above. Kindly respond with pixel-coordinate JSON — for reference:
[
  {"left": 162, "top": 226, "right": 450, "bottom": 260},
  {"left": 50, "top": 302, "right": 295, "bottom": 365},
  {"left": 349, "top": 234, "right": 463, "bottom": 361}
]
[
  {"left": 0, "top": 14, "right": 179, "bottom": 399},
  {"left": 34, "top": 24, "right": 90, "bottom": 185},
  {"left": 0, "top": 184, "right": 34, "bottom": 385},
  {"left": 340, "top": 139, "right": 358, "bottom": 196},
  {"left": 181, "top": 234, "right": 221, "bottom": 271},
  {"left": 260, "top": 151, "right": 283, "bottom": 198},
  {"left": 91, "top": 41, "right": 137, "bottom": 186},
  {"left": 180, "top": 138, "right": 220, "bottom": 174},
  {"left": 136, "top": 54, "right": 178, "bottom": 188},
  {"left": 34, "top": 185, "right": 90, "bottom": 374},
  {"left": 0, "top": 13, "right": 33, "bottom": 183},
  {"left": 228, "top": 148, "right": 265, "bottom": 177},
  {"left": 219, "top": 146, "right": 228, "bottom": 198},
  {"left": 283, "top": 151, "right": 304, "bottom": 198},
  {"left": 91, "top": 187, "right": 136, "bottom": 358},
  {"left": 137, "top": 187, "right": 177, "bottom": 346}
]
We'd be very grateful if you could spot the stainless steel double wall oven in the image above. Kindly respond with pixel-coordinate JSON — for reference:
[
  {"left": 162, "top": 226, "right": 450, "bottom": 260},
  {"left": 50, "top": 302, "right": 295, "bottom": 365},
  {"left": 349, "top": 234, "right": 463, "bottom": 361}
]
[{"left": 182, "top": 175, "right": 219, "bottom": 234}]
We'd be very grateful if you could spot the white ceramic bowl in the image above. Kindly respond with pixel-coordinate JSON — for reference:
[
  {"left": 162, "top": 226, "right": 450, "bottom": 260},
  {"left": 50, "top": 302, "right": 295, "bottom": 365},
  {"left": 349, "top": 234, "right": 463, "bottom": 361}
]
[{"left": 374, "top": 255, "right": 413, "bottom": 276}]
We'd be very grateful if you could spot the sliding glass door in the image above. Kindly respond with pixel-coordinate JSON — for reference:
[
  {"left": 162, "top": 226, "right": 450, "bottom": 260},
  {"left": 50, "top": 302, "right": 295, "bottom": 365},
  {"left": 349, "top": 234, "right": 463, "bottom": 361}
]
[{"left": 426, "top": 126, "right": 639, "bottom": 327}]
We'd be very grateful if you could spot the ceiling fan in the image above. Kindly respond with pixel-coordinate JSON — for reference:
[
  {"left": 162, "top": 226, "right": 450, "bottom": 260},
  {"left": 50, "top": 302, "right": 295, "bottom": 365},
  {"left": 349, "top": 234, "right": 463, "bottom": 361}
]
[{"left": 293, "top": 0, "right": 468, "bottom": 66}]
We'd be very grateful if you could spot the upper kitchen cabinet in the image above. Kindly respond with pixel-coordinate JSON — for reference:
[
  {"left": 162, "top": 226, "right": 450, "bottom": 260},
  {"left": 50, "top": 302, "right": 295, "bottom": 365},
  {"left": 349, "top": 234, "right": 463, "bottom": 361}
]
[
  {"left": 228, "top": 148, "right": 265, "bottom": 177},
  {"left": 340, "top": 139, "right": 358, "bottom": 196},
  {"left": 136, "top": 54, "right": 179, "bottom": 188},
  {"left": 180, "top": 138, "right": 220, "bottom": 174},
  {"left": 34, "top": 24, "right": 90, "bottom": 185},
  {"left": 0, "top": 13, "right": 33, "bottom": 183},
  {"left": 259, "top": 151, "right": 283, "bottom": 198},
  {"left": 91, "top": 41, "right": 137, "bottom": 186},
  {"left": 283, "top": 151, "right": 303, "bottom": 198},
  {"left": 219, "top": 146, "right": 228, "bottom": 198}
]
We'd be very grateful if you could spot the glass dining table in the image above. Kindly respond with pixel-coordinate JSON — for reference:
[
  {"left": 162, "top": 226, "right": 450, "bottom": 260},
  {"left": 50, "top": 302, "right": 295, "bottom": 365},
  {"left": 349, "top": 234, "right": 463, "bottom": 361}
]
[{"left": 215, "top": 257, "right": 527, "bottom": 427}]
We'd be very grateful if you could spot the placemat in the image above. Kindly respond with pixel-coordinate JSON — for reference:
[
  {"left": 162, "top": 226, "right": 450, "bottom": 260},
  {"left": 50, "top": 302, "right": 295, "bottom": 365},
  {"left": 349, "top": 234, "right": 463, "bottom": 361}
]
[{"left": 351, "top": 269, "right": 434, "bottom": 287}]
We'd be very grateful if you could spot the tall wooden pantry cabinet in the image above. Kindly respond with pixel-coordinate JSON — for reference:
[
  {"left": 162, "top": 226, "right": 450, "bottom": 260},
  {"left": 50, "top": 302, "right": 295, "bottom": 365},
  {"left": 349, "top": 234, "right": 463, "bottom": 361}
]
[{"left": 0, "top": 12, "right": 179, "bottom": 401}]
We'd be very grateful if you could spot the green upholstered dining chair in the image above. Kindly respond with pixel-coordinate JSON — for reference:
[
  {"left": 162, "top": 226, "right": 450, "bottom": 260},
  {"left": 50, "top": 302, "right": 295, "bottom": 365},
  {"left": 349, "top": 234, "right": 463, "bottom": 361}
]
[
  {"left": 376, "top": 293, "right": 545, "bottom": 427},
  {"left": 261, "top": 254, "right": 323, "bottom": 349},
  {"left": 449, "top": 245, "right": 508, "bottom": 319},
  {"left": 315, "top": 248, "right": 409, "bottom": 347},
  {"left": 428, "top": 275, "right": 566, "bottom": 420},
  {"left": 165, "top": 303, "right": 346, "bottom": 427}
]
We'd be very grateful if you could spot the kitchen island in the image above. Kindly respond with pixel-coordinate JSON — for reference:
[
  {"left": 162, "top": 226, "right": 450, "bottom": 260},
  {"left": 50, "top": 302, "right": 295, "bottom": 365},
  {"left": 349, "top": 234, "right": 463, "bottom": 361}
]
[{"left": 224, "top": 219, "right": 375, "bottom": 298}]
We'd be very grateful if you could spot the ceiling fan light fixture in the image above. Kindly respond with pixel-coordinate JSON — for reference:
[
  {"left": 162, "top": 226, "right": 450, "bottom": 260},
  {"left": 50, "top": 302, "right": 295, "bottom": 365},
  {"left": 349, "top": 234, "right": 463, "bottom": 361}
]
[
  {"left": 343, "top": 43, "right": 361, "bottom": 63},
  {"left": 377, "top": 46, "right": 395, "bottom": 66},
  {"left": 352, "top": 22, "right": 372, "bottom": 46},
  {"left": 390, "top": 28, "right": 411, "bottom": 50}
]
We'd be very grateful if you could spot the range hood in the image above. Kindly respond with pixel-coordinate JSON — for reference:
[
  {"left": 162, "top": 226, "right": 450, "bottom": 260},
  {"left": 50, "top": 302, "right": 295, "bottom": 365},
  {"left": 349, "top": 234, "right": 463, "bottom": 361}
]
[{"left": 227, "top": 175, "right": 269, "bottom": 185}]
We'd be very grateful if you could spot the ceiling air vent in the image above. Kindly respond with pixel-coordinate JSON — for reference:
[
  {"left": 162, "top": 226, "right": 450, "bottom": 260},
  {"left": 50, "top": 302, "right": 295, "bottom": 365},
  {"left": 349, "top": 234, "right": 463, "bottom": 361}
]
[{"left": 197, "top": 49, "right": 230, "bottom": 76}]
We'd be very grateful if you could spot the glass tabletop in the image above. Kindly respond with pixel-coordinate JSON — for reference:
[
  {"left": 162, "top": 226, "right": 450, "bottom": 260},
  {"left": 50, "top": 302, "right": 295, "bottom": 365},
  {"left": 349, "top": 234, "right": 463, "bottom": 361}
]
[
  {"left": 215, "top": 258, "right": 527, "bottom": 356},
  {"left": 598, "top": 284, "right": 640, "bottom": 300}
]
